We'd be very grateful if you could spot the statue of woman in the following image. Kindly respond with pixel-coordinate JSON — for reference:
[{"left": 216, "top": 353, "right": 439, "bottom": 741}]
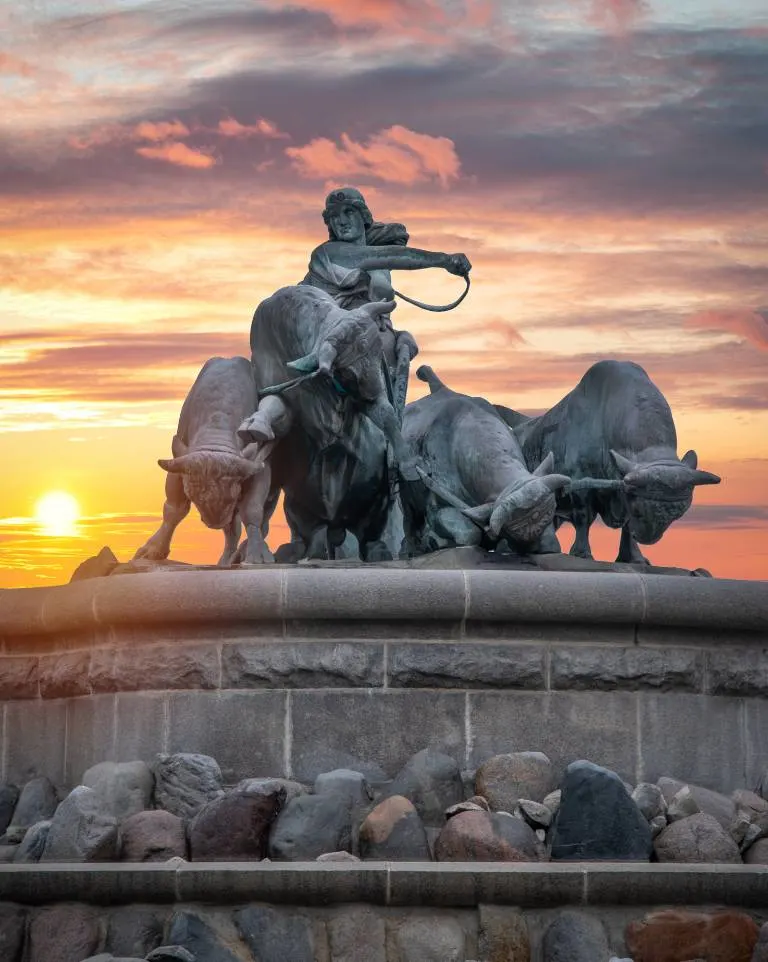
[{"left": 241, "top": 186, "right": 471, "bottom": 444}]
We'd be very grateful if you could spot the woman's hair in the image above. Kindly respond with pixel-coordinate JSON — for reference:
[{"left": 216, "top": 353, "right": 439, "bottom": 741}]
[{"left": 323, "top": 187, "right": 409, "bottom": 246}]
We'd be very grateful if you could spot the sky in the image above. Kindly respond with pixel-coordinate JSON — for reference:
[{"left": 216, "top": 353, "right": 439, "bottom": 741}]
[{"left": 1, "top": 0, "right": 767, "bottom": 587}]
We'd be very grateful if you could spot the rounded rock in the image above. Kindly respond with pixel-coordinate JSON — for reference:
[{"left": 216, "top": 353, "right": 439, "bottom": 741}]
[{"left": 475, "top": 753, "right": 556, "bottom": 811}]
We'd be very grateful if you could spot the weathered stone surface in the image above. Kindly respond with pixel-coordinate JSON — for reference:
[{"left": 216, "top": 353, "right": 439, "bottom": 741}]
[
  {"left": 0, "top": 845, "right": 18, "bottom": 862},
  {"left": 658, "top": 777, "right": 735, "bottom": 829},
  {"left": 146, "top": 949, "right": 195, "bottom": 962},
  {"left": 654, "top": 813, "right": 742, "bottom": 863},
  {"left": 234, "top": 905, "right": 314, "bottom": 962},
  {"left": 395, "top": 916, "right": 466, "bottom": 962},
  {"left": 359, "top": 795, "right": 431, "bottom": 860},
  {"left": 41, "top": 786, "right": 118, "bottom": 862},
  {"left": 434, "top": 810, "right": 540, "bottom": 862},
  {"left": 223, "top": 641, "right": 382, "bottom": 688},
  {"left": 542, "top": 911, "right": 609, "bottom": 962},
  {"left": 478, "top": 905, "right": 530, "bottom": 962},
  {"left": 0, "top": 785, "right": 20, "bottom": 838},
  {"left": 668, "top": 786, "right": 701, "bottom": 822},
  {"left": 4, "top": 776, "right": 57, "bottom": 840},
  {"left": 389, "top": 642, "right": 544, "bottom": 689},
  {"left": 733, "top": 789, "right": 768, "bottom": 815},
  {"left": 744, "top": 838, "right": 768, "bottom": 864},
  {"left": 241, "top": 778, "right": 308, "bottom": 805},
  {"left": 328, "top": 907, "right": 386, "bottom": 962},
  {"left": 632, "top": 782, "right": 666, "bottom": 821},
  {"left": 28, "top": 903, "right": 102, "bottom": 962},
  {"left": 625, "top": 909, "right": 759, "bottom": 962},
  {"left": 269, "top": 793, "right": 353, "bottom": 860},
  {"left": 94, "top": 644, "right": 219, "bottom": 693},
  {"left": 106, "top": 905, "right": 166, "bottom": 957},
  {"left": 0, "top": 656, "right": 39, "bottom": 700},
  {"left": 82, "top": 761, "right": 154, "bottom": 820},
  {"left": 752, "top": 922, "right": 768, "bottom": 962},
  {"left": 189, "top": 781, "right": 285, "bottom": 861},
  {"left": 315, "top": 769, "right": 373, "bottom": 809},
  {"left": 475, "top": 752, "right": 556, "bottom": 811},
  {"left": 551, "top": 760, "right": 652, "bottom": 861},
  {"left": 382, "top": 749, "right": 463, "bottom": 826},
  {"left": 650, "top": 814, "right": 667, "bottom": 839},
  {"left": 0, "top": 904, "right": 25, "bottom": 962},
  {"left": 542, "top": 789, "right": 561, "bottom": 814},
  {"left": 552, "top": 646, "right": 701, "bottom": 691},
  {"left": 707, "top": 648, "right": 768, "bottom": 696},
  {"left": 154, "top": 753, "right": 224, "bottom": 820},
  {"left": 120, "top": 810, "right": 187, "bottom": 862},
  {"left": 38, "top": 650, "right": 91, "bottom": 699},
  {"left": 445, "top": 800, "right": 487, "bottom": 819},
  {"left": 316, "top": 850, "right": 360, "bottom": 861},
  {"left": 14, "top": 820, "right": 51, "bottom": 862},
  {"left": 167, "top": 909, "right": 242, "bottom": 962}
]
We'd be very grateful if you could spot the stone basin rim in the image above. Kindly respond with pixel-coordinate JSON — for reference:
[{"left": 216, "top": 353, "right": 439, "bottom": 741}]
[{"left": 2, "top": 568, "right": 767, "bottom": 636}]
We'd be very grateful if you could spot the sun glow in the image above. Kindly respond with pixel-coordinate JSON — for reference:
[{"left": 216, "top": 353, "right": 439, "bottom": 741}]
[{"left": 34, "top": 491, "right": 81, "bottom": 537}]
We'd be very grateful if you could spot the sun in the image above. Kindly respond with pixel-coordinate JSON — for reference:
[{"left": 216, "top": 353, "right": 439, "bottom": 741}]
[{"left": 34, "top": 491, "right": 81, "bottom": 537}]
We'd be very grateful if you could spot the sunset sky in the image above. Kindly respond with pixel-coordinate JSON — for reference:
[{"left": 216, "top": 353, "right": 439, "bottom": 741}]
[{"left": 1, "top": 0, "right": 767, "bottom": 587}]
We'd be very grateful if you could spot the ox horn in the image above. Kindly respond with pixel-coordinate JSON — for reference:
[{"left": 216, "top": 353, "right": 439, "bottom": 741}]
[
  {"left": 158, "top": 455, "right": 193, "bottom": 474},
  {"left": 461, "top": 503, "right": 494, "bottom": 526},
  {"left": 287, "top": 352, "right": 319, "bottom": 373},
  {"left": 532, "top": 452, "right": 555, "bottom": 477},
  {"left": 691, "top": 469, "right": 721, "bottom": 486},
  {"left": 541, "top": 474, "right": 570, "bottom": 493},
  {"left": 609, "top": 449, "right": 638, "bottom": 477}
]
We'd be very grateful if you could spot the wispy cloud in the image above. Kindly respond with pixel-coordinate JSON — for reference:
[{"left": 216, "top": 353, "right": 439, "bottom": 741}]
[{"left": 135, "top": 141, "right": 218, "bottom": 169}]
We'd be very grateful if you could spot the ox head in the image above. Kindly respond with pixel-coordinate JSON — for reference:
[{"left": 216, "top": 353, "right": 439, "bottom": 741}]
[
  {"left": 159, "top": 445, "right": 264, "bottom": 529},
  {"left": 287, "top": 299, "right": 396, "bottom": 390},
  {"left": 462, "top": 454, "right": 570, "bottom": 547},
  {"left": 610, "top": 448, "right": 720, "bottom": 543}
]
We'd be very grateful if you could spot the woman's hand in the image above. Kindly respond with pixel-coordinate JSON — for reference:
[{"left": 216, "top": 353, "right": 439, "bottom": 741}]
[{"left": 444, "top": 253, "right": 472, "bottom": 277}]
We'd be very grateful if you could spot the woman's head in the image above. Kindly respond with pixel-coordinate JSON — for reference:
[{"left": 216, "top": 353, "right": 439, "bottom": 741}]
[{"left": 323, "top": 187, "right": 373, "bottom": 242}]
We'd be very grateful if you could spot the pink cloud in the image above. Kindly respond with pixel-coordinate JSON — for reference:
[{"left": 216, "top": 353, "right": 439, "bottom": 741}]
[
  {"left": 285, "top": 125, "right": 461, "bottom": 187},
  {"left": 133, "top": 120, "right": 191, "bottom": 143},
  {"left": 588, "top": 0, "right": 649, "bottom": 32},
  {"left": 0, "top": 51, "right": 37, "bottom": 78},
  {"left": 216, "top": 116, "right": 288, "bottom": 139},
  {"left": 687, "top": 309, "right": 768, "bottom": 350},
  {"left": 135, "top": 142, "right": 218, "bottom": 169}
]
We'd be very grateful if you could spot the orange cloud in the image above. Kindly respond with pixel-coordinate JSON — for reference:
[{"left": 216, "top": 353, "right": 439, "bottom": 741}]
[
  {"left": 286, "top": 125, "right": 461, "bottom": 187},
  {"left": 0, "top": 51, "right": 37, "bottom": 78},
  {"left": 216, "top": 116, "right": 288, "bottom": 139},
  {"left": 133, "top": 120, "right": 191, "bottom": 143},
  {"left": 135, "top": 142, "right": 218, "bottom": 169},
  {"left": 687, "top": 309, "right": 768, "bottom": 350},
  {"left": 588, "top": 0, "right": 649, "bottom": 32}
]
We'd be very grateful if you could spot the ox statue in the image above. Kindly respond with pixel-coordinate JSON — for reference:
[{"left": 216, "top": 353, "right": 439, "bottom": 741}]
[
  {"left": 400, "top": 366, "right": 570, "bottom": 555},
  {"left": 238, "top": 285, "right": 416, "bottom": 561},
  {"left": 134, "top": 356, "right": 275, "bottom": 566},
  {"left": 510, "top": 359, "right": 721, "bottom": 563}
]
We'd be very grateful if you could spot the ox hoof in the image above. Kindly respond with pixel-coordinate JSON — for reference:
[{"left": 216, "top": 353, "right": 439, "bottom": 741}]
[
  {"left": 238, "top": 413, "right": 275, "bottom": 444},
  {"left": 398, "top": 457, "right": 422, "bottom": 483}
]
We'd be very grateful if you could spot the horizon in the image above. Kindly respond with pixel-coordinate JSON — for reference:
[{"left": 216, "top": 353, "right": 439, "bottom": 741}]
[{"left": 1, "top": 0, "right": 766, "bottom": 588}]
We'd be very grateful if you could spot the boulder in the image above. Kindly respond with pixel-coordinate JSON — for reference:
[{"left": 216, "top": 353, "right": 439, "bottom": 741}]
[
  {"left": 625, "top": 909, "right": 759, "bottom": 962},
  {"left": 475, "top": 753, "right": 556, "bottom": 811},
  {"left": 189, "top": 781, "right": 285, "bottom": 861},
  {"left": 14, "top": 820, "right": 51, "bottom": 863},
  {"left": 654, "top": 813, "right": 742, "bottom": 863},
  {"left": 542, "top": 911, "right": 609, "bottom": 962},
  {"left": 241, "top": 778, "right": 307, "bottom": 806},
  {"left": 744, "top": 838, "right": 768, "bottom": 864},
  {"left": 106, "top": 906, "right": 167, "bottom": 957},
  {"left": 0, "top": 784, "right": 20, "bottom": 837},
  {"left": 632, "top": 783, "right": 666, "bottom": 821},
  {"left": 383, "top": 749, "right": 464, "bottom": 826},
  {"left": 166, "top": 909, "right": 241, "bottom": 962},
  {"left": 234, "top": 905, "right": 315, "bottom": 962},
  {"left": 752, "top": 922, "right": 768, "bottom": 962},
  {"left": 542, "top": 789, "right": 561, "bottom": 815},
  {"left": 517, "top": 799, "right": 552, "bottom": 829},
  {"left": 82, "top": 761, "right": 154, "bottom": 820},
  {"left": 658, "top": 777, "right": 735, "bottom": 830},
  {"left": 269, "top": 793, "right": 353, "bottom": 860},
  {"left": 154, "top": 753, "right": 224, "bottom": 820},
  {"left": 0, "top": 903, "right": 25, "bottom": 962},
  {"left": 445, "top": 800, "right": 488, "bottom": 819},
  {"left": 328, "top": 906, "right": 386, "bottom": 962},
  {"left": 649, "top": 814, "right": 667, "bottom": 839},
  {"left": 668, "top": 786, "right": 700, "bottom": 823},
  {"left": 41, "top": 786, "right": 118, "bottom": 861},
  {"left": 145, "top": 950, "right": 196, "bottom": 962},
  {"left": 316, "top": 851, "right": 360, "bottom": 862},
  {"left": 359, "top": 795, "right": 431, "bottom": 860},
  {"left": 120, "top": 810, "right": 187, "bottom": 862},
  {"left": 478, "top": 905, "right": 530, "bottom": 962},
  {"left": 314, "top": 769, "right": 373, "bottom": 808},
  {"left": 394, "top": 917, "right": 466, "bottom": 962},
  {"left": 434, "top": 810, "right": 540, "bottom": 862},
  {"left": 3, "top": 776, "right": 57, "bottom": 842},
  {"left": 550, "top": 760, "right": 652, "bottom": 861},
  {"left": 28, "top": 904, "right": 102, "bottom": 962}
]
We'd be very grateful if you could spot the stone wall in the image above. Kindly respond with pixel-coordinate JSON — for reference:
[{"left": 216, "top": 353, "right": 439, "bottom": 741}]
[{"left": 1, "top": 569, "right": 766, "bottom": 793}]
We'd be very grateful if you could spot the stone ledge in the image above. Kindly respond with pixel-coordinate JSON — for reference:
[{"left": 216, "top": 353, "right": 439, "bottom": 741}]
[
  {"left": 1, "top": 862, "right": 767, "bottom": 908},
  {"left": 1, "top": 569, "right": 767, "bottom": 638}
]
